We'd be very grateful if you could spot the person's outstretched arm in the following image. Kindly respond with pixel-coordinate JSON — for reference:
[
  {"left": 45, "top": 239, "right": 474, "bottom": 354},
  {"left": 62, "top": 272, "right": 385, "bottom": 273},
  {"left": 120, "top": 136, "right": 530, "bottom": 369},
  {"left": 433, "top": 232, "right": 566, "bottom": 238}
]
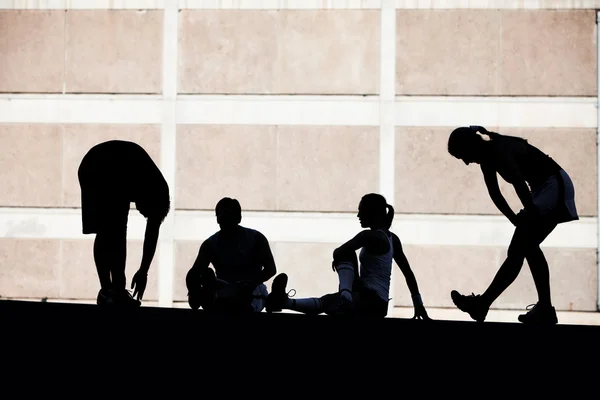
[
  {"left": 392, "top": 233, "right": 430, "bottom": 320},
  {"left": 131, "top": 217, "right": 161, "bottom": 300},
  {"left": 482, "top": 163, "right": 518, "bottom": 225}
]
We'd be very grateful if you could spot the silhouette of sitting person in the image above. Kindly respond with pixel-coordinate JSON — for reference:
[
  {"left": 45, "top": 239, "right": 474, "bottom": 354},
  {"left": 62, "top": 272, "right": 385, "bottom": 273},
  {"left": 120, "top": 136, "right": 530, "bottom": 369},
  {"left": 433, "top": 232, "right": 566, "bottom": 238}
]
[
  {"left": 447, "top": 126, "right": 578, "bottom": 325},
  {"left": 265, "top": 193, "right": 430, "bottom": 320},
  {"left": 78, "top": 140, "right": 170, "bottom": 307},
  {"left": 185, "top": 197, "right": 277, "bottom": 314}
]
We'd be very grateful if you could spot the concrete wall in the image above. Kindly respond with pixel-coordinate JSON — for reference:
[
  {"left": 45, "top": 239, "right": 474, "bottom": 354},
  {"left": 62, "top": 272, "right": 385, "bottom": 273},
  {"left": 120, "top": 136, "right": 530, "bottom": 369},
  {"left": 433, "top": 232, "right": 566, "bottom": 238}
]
[{"left": 0, "top": 0, "right": 598, "bottom": 312}]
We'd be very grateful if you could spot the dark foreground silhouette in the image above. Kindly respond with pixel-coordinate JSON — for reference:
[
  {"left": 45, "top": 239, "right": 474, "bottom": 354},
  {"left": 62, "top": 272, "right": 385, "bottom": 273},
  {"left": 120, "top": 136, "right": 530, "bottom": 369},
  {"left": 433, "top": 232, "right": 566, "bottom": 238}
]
[
  {"left": 447, "top": 126, "right": 579, "bottom": 325},
  {"left": 185, "top": 197, "right": 277, "bottom": 314},
  {"left": 266, "top": 193, "right": 430, "bottom": 320},
  {"left": 2, "top": 299, "right": 598, "bottom": 389},
  {"left": 78, "top": 140, "right": 170, "bottom": 307}
]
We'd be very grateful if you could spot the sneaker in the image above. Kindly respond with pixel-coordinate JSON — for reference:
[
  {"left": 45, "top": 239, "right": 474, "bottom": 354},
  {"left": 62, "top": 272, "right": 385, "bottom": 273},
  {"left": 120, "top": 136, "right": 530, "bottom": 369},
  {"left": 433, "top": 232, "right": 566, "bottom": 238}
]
[
  {"left": 112, "top": 289, "right": 141, "bottom": 307},
  {"left": 97, "top": 288, "right": 141, "bottom": 307},
  {"left": 451, "top": 290, "right": 488, "bottom": 322},
  {"left": 97, "top": 289, "right": 115, "bottom": 306},
  {"left": 518, "top": 303, "right": 558, "bottom": 325},
  {"left": 265, "top": 273, "right": 295, "bottom": 313}
]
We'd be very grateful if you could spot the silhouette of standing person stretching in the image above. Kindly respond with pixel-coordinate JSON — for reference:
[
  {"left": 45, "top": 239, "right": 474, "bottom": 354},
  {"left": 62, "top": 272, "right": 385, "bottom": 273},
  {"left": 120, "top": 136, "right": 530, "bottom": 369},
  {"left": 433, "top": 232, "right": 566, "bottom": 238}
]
[
  {"left": 447, "top": 126, "right": 578, "bottom": 325},
  {"left": 265, "top": 193, "right": 430, "bottom": 320},
  {"left": 78, "top": 140, "right": 170, "bottom": 307},
  {"left": 185, "top": 197, "right": 277, "bottom": 314}
]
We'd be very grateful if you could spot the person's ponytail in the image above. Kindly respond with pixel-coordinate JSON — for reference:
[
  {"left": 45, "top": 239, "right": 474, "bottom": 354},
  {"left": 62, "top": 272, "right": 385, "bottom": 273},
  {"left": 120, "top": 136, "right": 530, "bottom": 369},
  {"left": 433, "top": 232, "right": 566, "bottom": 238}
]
[{"left": 385, "top": 204, "right": 395, "bottom": 229}]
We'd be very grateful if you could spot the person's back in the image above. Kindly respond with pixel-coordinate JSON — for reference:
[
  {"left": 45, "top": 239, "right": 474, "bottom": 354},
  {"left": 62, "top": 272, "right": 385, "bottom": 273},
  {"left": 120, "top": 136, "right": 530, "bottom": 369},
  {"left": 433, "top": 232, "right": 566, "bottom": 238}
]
[
  {"left": 79, "top": 140, "right": 169, "bottom": 219},
  {"left": 489, "top": 135, "right": 562, "bottom": 189},
  {"left": 206, "top": 226, "right": 266, "bottom": 284}
]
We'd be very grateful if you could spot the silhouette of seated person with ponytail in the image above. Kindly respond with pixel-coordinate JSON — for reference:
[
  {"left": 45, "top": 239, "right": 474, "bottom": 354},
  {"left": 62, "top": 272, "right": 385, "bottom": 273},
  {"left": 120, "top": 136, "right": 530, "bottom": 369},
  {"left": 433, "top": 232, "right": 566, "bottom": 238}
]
[
  {"left": 265, "top": 193, "right": 430, "bottom": 320},
  {"left": 78, "top": 140, "right": 170, "bottom": 307},
  {"left": 186, "top": 197, "right": 277, "bottom": 314},
  {"left": 447, "top": 126, "right": 578, "bottom": 325}
]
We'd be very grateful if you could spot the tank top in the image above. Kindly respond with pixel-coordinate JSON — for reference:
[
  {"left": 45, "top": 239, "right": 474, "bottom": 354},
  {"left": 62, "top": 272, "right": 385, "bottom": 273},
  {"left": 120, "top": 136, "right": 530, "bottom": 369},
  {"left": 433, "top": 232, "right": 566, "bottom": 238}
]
[{"left": 359, "top": 229, "right": 394, "bottom": 302}]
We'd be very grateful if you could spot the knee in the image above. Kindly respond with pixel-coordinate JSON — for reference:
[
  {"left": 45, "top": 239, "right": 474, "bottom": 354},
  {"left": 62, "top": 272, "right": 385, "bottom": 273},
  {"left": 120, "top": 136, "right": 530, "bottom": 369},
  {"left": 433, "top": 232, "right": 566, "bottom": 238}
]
[
  {"left": 334, "top": 262, "right": 356, "bottom": 274},
  {"left": 333, "top": 250, "right": 358, "bottom": 270},
  {"left": 186, "top": 268, "right": 201, "bottom": 291}
]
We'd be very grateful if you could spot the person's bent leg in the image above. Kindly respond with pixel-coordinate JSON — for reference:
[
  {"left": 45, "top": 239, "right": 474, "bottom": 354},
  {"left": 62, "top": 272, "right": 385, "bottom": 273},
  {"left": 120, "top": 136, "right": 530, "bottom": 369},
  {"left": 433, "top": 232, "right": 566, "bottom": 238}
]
[
  {"left": 519, "top": 220, "right": 559, "bottom": 324},
  {"left": 333, "top": 250, "right": 357, "bottom": 304}
]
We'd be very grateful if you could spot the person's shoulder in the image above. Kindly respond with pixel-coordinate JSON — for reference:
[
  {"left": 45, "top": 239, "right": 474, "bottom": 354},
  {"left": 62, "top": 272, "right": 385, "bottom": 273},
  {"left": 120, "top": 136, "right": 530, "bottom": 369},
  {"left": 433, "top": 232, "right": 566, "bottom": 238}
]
[
  {"left": 389, "top": 231, "right": 402, "bottom": 245},
  {"left": 244, "top": 226, "right": 269, "bottom": 242},
  {"left": 204, "top": 232, "right": 219, "bottom": 246},
  {"left": 362, "top": 228, "right": 389, "bottom": 242}
]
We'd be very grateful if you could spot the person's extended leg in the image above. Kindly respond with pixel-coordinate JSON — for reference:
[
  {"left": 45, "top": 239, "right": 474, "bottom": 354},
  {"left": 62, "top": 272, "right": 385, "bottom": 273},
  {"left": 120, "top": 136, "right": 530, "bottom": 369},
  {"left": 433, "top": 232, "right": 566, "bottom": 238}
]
[
  {"left": 266, "top": 273, "right": 356, "bottom": 316},
  {"left": 265, "top": 273, "right": 323, "bottom": 314},
  {"left": 451, "top": 223, "right": 530, "bottom": 322},
  {"left": 266, "top": 250, "right": 359, "bottom": 315}
]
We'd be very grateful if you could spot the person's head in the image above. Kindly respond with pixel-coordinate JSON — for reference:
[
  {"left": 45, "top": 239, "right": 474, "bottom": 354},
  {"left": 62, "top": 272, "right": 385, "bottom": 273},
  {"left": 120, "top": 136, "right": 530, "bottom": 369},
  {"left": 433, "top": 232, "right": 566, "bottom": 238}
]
[
  {"left": 357, "top": 193, "right": 394, "bottom": 230},
  {"left": 447, "top": 126, "right": 491, "bottom": 165},
  {"left": 215, "top": 197, "right": 242, "bottom": 229}
]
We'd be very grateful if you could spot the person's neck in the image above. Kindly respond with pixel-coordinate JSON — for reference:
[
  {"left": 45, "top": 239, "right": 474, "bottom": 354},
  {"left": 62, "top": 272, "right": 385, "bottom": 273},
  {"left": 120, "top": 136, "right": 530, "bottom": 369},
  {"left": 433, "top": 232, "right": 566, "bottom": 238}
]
[{"left": 220, "top": 225, "right": 240, "bottom": 235}]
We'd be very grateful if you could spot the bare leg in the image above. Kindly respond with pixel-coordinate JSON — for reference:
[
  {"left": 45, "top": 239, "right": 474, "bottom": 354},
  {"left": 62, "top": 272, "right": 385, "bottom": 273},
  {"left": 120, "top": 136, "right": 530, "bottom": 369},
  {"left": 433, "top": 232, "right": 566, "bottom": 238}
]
[
  {"left": 480, "top": 224, "right": 529, "bottom": 309},
  {"left": 94, "top": 225, "right": 127, "bottom": 290},
  {"left": 524, "top": 219, "right": 557, "bottom": 307},
  {"left": 93, "top": 234, "right": 113, "bottom": 291}
]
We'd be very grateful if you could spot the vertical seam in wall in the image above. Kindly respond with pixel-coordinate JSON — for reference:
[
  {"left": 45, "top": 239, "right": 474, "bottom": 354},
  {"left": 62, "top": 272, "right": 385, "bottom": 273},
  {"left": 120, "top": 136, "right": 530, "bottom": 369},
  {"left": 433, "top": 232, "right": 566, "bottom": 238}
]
[
  {"left": 380, "top": 1, "right": 395, "bottom": 203},
  {"left": 380, "top": 0, "right": 396, "bottom": 309},
  {"left": 58, "top": 235, "right": 64, "bottom": 299},
  {"left": 59, "top": 123, "right": 65, "bottom": 298},
  {"left": 63, "top": 9, "right": 67, "bottom": 94},
  {"left": 497, "top": 9, "right": 503, "bottom": 98},
  {"left": 274, "top": 8, "right": 282, "bottom": 212},
  {"left": 158, "top": 2, "right": 178, "bottom": 307},
  {"left": 596, "top": 10, "right": 600, "bottom": 311}
]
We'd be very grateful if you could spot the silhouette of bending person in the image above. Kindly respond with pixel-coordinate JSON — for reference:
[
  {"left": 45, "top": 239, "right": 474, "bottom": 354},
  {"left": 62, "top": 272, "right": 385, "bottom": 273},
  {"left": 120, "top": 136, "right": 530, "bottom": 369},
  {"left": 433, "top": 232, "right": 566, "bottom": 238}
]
[
  {"left": 185, "top": 197, "right": 277, "bottom": 314},
  {"left": 447, "top": 126, "right": 578, "bottom": 324},
  {"left": 78, "top": 140, "right": 170, "bottom": 307},
  {"left": 265, "top": 193, "right": 430, "bottom": 319}
]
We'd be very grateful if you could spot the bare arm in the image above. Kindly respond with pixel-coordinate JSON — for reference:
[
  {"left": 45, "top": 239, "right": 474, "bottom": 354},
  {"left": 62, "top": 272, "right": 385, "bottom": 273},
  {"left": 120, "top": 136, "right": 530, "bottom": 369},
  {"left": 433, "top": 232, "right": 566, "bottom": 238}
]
[
  {"left": 255, "top": 233, "right": 277, "bottom": 284},
  {"left": 513, "top": 178, "right": 536, "bottom": 213},
  {"left": 333, "top": 230, "right": 388, "bottom": 261},
  {"left": 190, "top": 240, "right": 212, "bottom": 274},
  {"left": 482, "top": 163, "right": 517, "bottom": 225},
  {"left": 139, "top": 217, "right": 161, "bottom": 274},
  {"left": 392, "top": 233, "right": 421, "bottom": 300}
]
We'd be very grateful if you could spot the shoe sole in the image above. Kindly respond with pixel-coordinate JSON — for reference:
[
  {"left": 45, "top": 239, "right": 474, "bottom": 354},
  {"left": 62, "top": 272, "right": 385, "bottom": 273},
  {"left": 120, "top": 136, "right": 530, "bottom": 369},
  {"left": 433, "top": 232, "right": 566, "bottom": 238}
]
[{"left": 451, "top": 290, "right": 486, "bottom": 323}]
